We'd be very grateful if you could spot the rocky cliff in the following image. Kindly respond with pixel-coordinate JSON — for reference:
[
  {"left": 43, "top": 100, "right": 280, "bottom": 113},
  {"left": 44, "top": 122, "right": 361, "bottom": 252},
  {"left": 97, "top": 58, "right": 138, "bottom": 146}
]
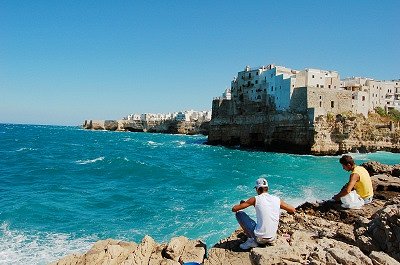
[
  {"left": 52, "top": 162, "right": 400, "bottom": 265},
  {"left": 83, "top": 120, "right": 209, "bottom": 135},
  {"left": 208, "top": 112, "right": 400, "bottom": 155}
]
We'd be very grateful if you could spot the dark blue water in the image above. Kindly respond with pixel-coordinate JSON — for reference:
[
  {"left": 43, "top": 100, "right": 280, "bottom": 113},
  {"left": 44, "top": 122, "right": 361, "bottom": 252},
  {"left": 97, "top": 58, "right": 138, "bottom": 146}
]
[{"left": 0, "top": 124, "right": 399, "bottom": 264}]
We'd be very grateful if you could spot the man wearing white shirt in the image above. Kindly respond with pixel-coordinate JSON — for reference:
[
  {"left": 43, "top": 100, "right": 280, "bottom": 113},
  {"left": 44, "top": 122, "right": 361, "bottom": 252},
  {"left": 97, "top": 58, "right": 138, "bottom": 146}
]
[{"left": 232, "top": 177, "right": 296, "bottom": 250}]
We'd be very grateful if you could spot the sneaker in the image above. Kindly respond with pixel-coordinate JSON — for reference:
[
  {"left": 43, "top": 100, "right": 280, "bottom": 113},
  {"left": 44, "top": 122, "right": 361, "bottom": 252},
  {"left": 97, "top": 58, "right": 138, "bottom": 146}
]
[{"left": 239, "top": 238, "right": 258, "bottom": 250}]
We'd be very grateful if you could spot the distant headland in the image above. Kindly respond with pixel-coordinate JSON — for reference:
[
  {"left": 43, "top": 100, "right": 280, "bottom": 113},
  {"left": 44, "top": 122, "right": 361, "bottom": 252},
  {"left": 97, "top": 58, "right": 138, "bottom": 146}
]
[{"left": 83, "top": 110, "right": 211, "bottom": 135}]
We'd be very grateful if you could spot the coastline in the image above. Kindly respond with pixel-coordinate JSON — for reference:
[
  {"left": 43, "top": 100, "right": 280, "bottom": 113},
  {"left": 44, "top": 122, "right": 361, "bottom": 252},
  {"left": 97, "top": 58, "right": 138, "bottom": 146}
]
[{"left": 51, "top": 162, "right": 400, "bottom": 264}]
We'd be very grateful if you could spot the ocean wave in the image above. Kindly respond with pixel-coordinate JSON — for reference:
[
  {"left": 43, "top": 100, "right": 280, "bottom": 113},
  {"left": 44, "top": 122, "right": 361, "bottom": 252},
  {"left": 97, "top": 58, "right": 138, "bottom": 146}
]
[
  {"left": 75, "top": 157, "right": 105, "bottom": 165},
  {"left": 0, "top": 222, "right": 96, "bottom": 265},
  {"left": 16, "top": 148, "right": 36, "bottom": 152},
  {"left": 146, "top": 141, "right": 163, "bottom": 147}
]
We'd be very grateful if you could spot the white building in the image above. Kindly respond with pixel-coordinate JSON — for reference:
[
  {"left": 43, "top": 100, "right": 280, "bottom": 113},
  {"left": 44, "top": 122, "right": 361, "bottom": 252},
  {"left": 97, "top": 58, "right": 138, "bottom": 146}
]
[
  {"left": 341, "top": 77, "right": 400, "bottom": 114},
  {"left": 226, "top": 64, "right": 400, "bottom": 118},
  {"left": 231, "top": 64, "right": 343, "bottom": 112}
]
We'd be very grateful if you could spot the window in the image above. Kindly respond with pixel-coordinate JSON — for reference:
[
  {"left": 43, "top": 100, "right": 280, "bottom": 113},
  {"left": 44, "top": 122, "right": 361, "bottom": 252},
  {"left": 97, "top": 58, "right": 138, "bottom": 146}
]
[
  {"left": 255, "top": 80, "right": 258, "bottom": 84},
  {"left": 331, "top": 101, "right": 335, "bottom": 108},
  {"left": 317, "top": 84, "right": 319, "bottom": 88},
  {"left": 362, "top": 96, "right": 366, "bottom": 101},
  {"left": 319, "top": 102, "right": 322, "bottom": 107},
  {"left": 271, "top": 86, "right": 274, "bottom": 91},
  {"left": 321, "top": 85, "right": 324, "bottom": 88},
  {"left": 312, "top": 75, "right": 315, "bottom": 78},
  {"left": 328, "top": 85, "right": 331, "bottom": 88},
  {"left": 320, "top": 96, "right": 322, "bottom": 99}
]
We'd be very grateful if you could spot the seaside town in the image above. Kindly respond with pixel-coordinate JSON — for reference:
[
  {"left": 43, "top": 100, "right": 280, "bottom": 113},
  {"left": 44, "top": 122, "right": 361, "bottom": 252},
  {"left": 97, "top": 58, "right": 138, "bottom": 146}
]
[
  {"left": 123, "top": 110, "right": 212, "bottom": 123},
  {"left": 215, "top": 63, "right": 400, "bottom": 118}
]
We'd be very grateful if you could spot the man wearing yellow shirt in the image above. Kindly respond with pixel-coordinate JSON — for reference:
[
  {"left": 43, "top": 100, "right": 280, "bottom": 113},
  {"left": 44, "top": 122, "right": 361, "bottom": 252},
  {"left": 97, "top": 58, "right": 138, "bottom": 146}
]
[{"left": 333, "top": 155, "right": 374, "bottom": 204}]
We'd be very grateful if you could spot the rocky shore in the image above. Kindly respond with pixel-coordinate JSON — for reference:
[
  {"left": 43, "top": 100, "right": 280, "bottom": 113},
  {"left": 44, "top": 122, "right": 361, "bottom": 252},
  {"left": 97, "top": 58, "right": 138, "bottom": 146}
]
[
  {"left": 82, "top": 120, "right": 209, "bottom": 135},
  {"left": 52, "top": 161, "right": 400, "bottom": 265}
]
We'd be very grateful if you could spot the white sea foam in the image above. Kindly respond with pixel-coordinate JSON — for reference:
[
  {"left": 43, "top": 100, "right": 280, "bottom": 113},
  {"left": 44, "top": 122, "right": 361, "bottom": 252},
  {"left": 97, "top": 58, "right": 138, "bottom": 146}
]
[
  {"left": 76, "top": 156, "right": 105, "bottom": 165},
  {"left": 235, "top": 185, "right": 248, "bottom": 192},
  {"left": 16, "top": 147, "right": 36, "bottom": 152},
  {"left": 174, "top": 141, "right": 186, "bottom": 147},
  {"left": 0, "top": 222, "right": 96, "bottom": 265},
  {"left": 285, "top": 186, "right": 321, "bottom": 207},
  {"left": 147, "top": 141, "right": 162, "bottom": 146}
]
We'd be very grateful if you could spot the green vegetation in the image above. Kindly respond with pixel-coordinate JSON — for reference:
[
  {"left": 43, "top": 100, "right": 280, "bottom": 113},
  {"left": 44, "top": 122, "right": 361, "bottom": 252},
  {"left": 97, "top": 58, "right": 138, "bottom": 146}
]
[
  {"left": 388, "top": 109, "right": 400, "bottom": 121},
  {"left": 375, "top": 107, "right": 387, "bottom": 116},
  {"left": 375, "top": 107, "right": 400, "bottom": 122},
  {"left": 326, "top": 112, "right": 335, "bottom": 122}
]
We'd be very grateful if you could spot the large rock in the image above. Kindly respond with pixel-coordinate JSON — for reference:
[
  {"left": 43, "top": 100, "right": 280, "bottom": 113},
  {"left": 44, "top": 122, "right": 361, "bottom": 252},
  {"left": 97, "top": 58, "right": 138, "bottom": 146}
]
[
  {"left": 366, "top": 197, "right": 400, "bottom": 261},
  {"left": 361, "top": 161, "right": 398, "bottom": 177},
  {"left": 369, "top": 251, "right": 400, "bottom": 265},
  {"left": 50, "top": 239, "right": 137, "bottom": 265},
  {"left": 164, "top": 236, "right": 206, "bottom": 264},
  {"left": 251, "top": 231, "right": 374, "bottom": 265},
  {"left": 204, "top": 229, "right": 251, "bottom": 265},
  {"left": 51, "top": 236, "right": 205, "bottom": 265}
]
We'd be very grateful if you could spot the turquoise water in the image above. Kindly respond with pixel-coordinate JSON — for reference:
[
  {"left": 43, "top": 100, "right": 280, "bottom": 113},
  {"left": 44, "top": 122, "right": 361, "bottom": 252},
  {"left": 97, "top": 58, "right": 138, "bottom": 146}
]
[{"left": 0, "top": 124, "right": 399, "bottom": 264}]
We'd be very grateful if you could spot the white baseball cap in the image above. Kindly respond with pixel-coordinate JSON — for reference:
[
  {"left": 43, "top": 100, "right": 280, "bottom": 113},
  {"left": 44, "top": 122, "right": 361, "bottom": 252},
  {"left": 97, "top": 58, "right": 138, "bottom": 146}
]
[{"left": 255, "top": 178, "right": 268, "bottom": 189}]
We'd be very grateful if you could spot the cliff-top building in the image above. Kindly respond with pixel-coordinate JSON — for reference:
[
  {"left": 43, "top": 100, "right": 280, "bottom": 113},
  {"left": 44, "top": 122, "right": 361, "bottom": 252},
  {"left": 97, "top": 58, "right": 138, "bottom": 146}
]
[{"left": 214, "top": 64, "right": 399, "bottom": 121}]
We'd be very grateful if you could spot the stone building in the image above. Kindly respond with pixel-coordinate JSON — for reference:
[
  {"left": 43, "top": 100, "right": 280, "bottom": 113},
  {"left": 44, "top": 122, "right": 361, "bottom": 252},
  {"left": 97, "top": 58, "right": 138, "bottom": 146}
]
[
  {"left": 215, "top": 64, "right": 399, "bottom": 121},
  {"left": 341, "top": 77, "right": 400, "bottom": 114},
  {"left": 218, "top": 64, "right": 352, "bottom": 121}
]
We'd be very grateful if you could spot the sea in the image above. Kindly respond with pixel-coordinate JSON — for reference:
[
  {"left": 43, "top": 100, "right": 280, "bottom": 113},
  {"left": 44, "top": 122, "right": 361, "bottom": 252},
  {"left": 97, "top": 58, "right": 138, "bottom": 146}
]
[{"left": 0, "top": 123, "right": 399, "bottom": 264}]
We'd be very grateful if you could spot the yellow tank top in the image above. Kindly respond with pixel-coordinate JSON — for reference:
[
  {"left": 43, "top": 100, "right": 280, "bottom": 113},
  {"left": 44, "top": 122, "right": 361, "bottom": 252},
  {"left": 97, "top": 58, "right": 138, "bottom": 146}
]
[{"left": 352, "top": 166, "right": 373, "bottom": 199}]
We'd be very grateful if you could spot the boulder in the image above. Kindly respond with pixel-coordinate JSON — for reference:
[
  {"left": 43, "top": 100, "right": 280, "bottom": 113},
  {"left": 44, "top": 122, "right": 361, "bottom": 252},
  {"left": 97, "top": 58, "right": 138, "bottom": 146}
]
[
  {"left": 369, "top": 251, "right": 400, "bottom": 265},
  {"left": 361, "top": 161, "right": 398, "bottom": 177},
  {"left": 50, "top": 239, "right": 137, "bottom": 265},
  {"left": 366, "top": 197, "right": 400, "bottom": 261},
  {"left": 164, "top": 236, "right": 206, "bottom": 264},
  {"left": 204, "top": 229, "right": 252, "bottom": 265}
]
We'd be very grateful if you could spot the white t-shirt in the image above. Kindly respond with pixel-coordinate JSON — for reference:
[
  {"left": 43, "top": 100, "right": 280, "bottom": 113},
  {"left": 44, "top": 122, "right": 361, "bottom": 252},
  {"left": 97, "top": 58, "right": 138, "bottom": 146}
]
[{"left": 254, "top": 193, "right": 281, "bottom": 239}]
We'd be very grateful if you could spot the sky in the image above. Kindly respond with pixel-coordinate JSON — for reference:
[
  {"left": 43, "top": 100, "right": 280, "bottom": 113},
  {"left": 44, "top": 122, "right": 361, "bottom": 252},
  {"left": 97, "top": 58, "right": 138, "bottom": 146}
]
[{"left": 1, "top": 1, "right": 399, "bottom": 126}]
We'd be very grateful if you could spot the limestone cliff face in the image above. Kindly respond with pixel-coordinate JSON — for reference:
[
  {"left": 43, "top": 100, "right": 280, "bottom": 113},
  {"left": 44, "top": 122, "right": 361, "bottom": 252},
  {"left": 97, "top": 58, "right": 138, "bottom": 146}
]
[
  {"left": 208, "top": 113, "right": 313, "bottom": 153},
  {"left": 312, "top": 114, "right": 400, "bottom": 155},
  {"left": 208, "top": 112, "right": 400, "bottom": 155}
]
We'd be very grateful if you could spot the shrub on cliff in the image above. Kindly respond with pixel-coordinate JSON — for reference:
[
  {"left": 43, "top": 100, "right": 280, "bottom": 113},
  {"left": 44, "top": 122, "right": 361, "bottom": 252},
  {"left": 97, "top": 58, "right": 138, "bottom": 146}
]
[
  {"left": 375, "top": 107, "right": 387, "bottom": 117},
  {"left": 375, "top": 107, "right": 400, "bottom": 122},
  {"left": 388, "top": 109, "right": 400, "bottom": 121}
]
